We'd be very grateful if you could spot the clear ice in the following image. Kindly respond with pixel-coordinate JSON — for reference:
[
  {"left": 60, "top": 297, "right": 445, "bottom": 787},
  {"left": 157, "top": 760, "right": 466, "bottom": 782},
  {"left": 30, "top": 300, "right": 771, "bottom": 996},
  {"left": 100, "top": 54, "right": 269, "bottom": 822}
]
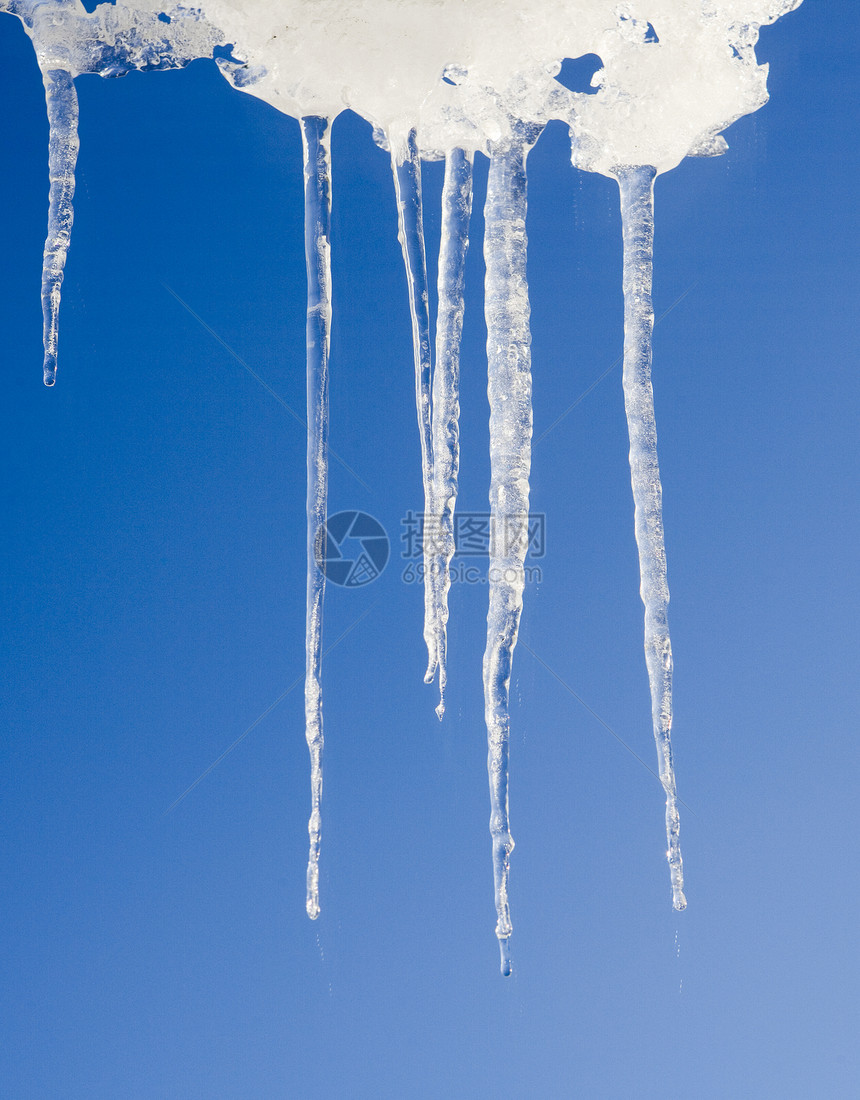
[
  {"left": 300, "top": 115, "right": 333, "bottom": 922},
  {"left": 1, "top": 0, "right": 803, "bottom": 971},
  {"left": 8, "top": 0, "right": 221, "bottom": 383},
  {"left": 483, "top": 132, "right": 539, "bottom": 975},
  {"left": 39, "top": 64, "right": 78, "bottom": 387},
  {"left": 615, "top": 165, "right": 686, "bottom": 911},
  {"left": 389, "top": 129, "right": 438, "bottom": 690},
  {"left": 429, "top": 147, "right": 473, "bottom": 719}
]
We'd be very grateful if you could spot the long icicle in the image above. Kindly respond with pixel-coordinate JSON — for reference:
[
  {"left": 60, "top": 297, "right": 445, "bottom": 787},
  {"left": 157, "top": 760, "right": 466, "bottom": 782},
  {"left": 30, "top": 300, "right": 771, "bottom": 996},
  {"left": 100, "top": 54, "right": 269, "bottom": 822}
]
[
  {"left": 483, "top": 137, "right": 534, "bottom": 976},
  {"left": 390, "top": 130, "right": 437, "bottom": 685},
  {"left": 301, "top": 115, "right": 333, "bottom": 921},
  {"left": 40, "top": 65, "right": 79, "bottom": 386},
  {"left": 615, "top": 164, "right": 686, "bottom": 912},
  {"left": 429, "top": 148, "right": 473, "bottom": 718}
]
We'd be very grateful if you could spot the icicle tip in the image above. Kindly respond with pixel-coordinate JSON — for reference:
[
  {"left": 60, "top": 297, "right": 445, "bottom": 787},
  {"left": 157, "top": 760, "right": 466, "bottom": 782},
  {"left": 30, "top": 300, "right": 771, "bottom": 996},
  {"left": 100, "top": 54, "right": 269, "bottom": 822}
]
[{"left": 498, "top": 936, "right": 512, "bottom": 977}]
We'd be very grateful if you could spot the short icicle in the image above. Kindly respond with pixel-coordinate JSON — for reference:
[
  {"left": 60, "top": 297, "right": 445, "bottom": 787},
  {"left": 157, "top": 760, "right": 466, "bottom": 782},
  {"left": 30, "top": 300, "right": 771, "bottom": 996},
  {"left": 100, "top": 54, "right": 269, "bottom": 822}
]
[
  {"left": 429, "top": 148, "right": 473, "bottom": 718},
  {"left": 390, "top": 130, "right": 437, "bottom": 686},
  {"left": 39, "top": 64, "right": 79, "bottom": 386},
  {"left": 301, "top": 115, "right": 333, "bottom": 921},
  {"left": 483, "top": 135, "right": 535, "bottom": 976},
  {"left": 615, "top": 164, "right": 686, "bottom": 912}
]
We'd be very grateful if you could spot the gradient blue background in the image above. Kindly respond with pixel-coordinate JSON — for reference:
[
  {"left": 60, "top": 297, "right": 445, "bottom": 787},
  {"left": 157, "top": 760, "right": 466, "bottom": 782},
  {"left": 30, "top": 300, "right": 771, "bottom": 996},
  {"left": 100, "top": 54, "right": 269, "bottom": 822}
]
[{"left": 1, "top": 3, "right": 857, "bottom": 1096}]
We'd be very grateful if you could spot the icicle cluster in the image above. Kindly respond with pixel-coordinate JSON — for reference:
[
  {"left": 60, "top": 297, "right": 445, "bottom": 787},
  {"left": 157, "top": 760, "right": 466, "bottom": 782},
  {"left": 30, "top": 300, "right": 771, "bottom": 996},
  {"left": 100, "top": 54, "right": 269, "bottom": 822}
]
[{"left": 1, "top": 0, "right": 802, "bottom": 972}]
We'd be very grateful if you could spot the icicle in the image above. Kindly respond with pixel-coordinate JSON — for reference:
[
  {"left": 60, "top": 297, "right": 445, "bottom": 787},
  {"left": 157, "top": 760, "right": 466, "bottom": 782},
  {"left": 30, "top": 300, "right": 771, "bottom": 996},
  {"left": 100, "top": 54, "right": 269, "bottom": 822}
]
[
  {"left": 390, "top": 130, "right": 437, "bottom": 685},
  {"left": 301, "top": 115, "right": 333, "bottom": 921},
  {"left": 483, "top": 136, "right": 535, "bottom": 976},
  {"left": 429, "top": 148, "right": 473, "bottom": 718},
  {"left": 615, "top": 165, "right": 686, "bottom": 912},
  {"left": 39, "top": 65, "right": 79, "bottom": 386}
]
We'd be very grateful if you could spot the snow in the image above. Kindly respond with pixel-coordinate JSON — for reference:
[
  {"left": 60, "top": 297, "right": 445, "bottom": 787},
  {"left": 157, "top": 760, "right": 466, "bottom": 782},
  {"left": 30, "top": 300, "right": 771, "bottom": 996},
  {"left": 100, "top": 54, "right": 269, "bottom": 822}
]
[{"left": 0, "top": 0, "right": 803, "bottom": 972}]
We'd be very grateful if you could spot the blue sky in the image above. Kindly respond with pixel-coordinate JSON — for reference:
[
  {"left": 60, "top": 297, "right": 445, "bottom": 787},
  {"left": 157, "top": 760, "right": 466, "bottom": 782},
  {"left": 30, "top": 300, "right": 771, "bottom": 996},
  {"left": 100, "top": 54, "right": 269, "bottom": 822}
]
[{"left": 0, "top": 3, "right": 857, "bottom": 1097}]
